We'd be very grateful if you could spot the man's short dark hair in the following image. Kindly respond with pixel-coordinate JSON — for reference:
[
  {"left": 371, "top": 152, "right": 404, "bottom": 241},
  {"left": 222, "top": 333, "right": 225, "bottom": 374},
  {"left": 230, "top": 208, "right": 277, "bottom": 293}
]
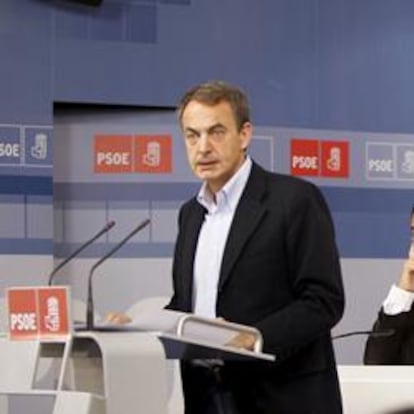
[{"left": 177, "top": 80, "right": 251, "bottom": 131}]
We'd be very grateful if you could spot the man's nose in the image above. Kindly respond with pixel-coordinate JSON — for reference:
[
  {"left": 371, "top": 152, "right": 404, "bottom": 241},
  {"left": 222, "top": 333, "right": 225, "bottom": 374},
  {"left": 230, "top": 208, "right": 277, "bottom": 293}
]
[{"left": 198, "top": 133, "right": 211, "bottom": 152}]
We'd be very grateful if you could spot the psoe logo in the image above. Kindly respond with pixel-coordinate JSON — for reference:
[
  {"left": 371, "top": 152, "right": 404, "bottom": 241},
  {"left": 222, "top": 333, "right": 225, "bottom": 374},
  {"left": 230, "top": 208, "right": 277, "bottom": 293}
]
[
  {"left": 368, "top": 159, "right": 393, "bottom": 173},
  {"left": 44, "top": 296, "right": 60, "bottom": 332},
  {"left": 10, "top": 312, "right": 37, "bottom": 332},
  {"left": 290, "top": 139, "right": 350, "bottom": 178},
  {"left": 320, "top": 141, "right": 349, "bottom": 178},
  {"left": 7, "top": 288, "right": 38, "bottom": 339},
  {"left": 94, "top": 135, "right": 133, "bottom": 173},
  {"left": 290, "top": 139, "right": 319, "bottom": 176},
  {"left": 135, "top": 135, "right": 172, "bottom": 173},
  {"left": 7, "top": 287, "right": 70, "bottom": 340},
  {"left": 401, "top": 150, "right": 414, "bottom": 174},
  {"left": 31, "top": 133, "right": 48, "bottom": 160}
]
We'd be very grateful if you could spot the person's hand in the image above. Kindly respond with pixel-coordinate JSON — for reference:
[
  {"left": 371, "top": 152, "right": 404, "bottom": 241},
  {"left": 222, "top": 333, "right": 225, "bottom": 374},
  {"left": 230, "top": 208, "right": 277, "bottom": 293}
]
[
  {"left": 105, "top": 312, "right": 132, "bottom": 325},
  {"left": 397, "top": 257, "right": 414, "bottom": 292},
  {"left": 225, "top": 332, "right": 257, "bottom": 351}
]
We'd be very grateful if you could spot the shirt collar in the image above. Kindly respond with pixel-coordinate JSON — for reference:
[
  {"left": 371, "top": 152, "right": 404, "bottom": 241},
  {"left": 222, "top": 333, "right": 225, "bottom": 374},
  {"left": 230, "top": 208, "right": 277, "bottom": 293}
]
[{"left": 197, "top": 157, "right": 252, "bottom": 213}]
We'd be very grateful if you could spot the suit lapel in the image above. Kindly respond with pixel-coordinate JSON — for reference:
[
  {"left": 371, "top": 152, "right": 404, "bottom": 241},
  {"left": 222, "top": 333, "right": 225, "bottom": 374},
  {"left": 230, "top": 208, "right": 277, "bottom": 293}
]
[
  {"left": 218, "top": 164, "right": 268, "bottom": 290},
  {"left": 181, "top": 201, "right": 206, "bottom": 309}
]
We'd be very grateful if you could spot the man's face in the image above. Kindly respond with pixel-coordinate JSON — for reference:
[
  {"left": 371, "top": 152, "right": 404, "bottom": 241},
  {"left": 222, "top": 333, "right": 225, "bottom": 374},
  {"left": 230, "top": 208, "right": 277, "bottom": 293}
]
[{"left": 181, "top": 100, "right": 252, "bottom": 193}]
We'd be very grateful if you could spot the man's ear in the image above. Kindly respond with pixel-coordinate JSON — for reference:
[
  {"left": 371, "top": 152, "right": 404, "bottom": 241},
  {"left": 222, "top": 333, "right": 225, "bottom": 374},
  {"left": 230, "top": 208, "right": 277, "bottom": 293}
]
[{"left": 241, "top": 122, "right": 253, "bottom": 150}]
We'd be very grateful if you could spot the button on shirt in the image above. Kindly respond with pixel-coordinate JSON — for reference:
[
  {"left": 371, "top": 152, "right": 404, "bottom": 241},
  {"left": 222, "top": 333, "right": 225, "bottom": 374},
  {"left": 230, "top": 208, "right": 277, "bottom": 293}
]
[{"left": 193, "top": 157, "right": 252, "bottom": 318}]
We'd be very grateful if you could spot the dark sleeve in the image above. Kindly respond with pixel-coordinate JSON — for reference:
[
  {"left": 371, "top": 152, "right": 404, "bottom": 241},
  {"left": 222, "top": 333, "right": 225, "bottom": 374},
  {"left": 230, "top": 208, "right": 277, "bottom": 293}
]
[
  {"left": 255, "top": 182, "right": 345, "bottom": 355},
  {"left": 363, "top": 308, "right": 411, "bottom": 365}
]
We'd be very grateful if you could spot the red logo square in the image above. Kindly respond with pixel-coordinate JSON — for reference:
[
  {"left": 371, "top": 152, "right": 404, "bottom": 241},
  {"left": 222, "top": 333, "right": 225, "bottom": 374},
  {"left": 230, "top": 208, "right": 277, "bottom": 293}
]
[
  {"left": 134, "top": 135, "right": 172, "bottom": 173},
  {"left": 320, "top": 141, "right": 350, "bottom": 178},
  {"left": 7, "top": 288, "right": 38, "bottom": 340},
  {"left": 94, "top": 135, "right": 133, "bottom": 173},
  {"left": 290, "top": 139, "right": 319, "bottom": 176},
  {"left": 38, "top": 287, "right": 70, "bottom": 337}
]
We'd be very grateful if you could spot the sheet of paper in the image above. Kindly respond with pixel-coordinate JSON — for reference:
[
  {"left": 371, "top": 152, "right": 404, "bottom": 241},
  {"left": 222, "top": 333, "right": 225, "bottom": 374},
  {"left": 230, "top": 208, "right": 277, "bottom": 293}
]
[{"left": 128, "top": 310, "right": 257, "bottom": 346}]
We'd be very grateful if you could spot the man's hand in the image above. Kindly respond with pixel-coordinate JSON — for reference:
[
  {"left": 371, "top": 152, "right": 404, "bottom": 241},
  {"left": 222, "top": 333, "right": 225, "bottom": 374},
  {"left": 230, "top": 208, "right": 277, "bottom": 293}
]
[
  {"left": 105, "top": 312, "right": 132, "bottom": 325},
  {"left": 225, "top": 332, "right": 257, "bottom": 351},
  {"left": 397, "top": 257, "right": 414, "bottom": 292}
]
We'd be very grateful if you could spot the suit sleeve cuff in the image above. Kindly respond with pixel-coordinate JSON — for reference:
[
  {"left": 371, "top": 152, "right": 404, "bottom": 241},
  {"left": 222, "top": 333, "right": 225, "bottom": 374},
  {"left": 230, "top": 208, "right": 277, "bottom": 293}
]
[{"left": 382, "top": 284, "right": 414, "bottom": 315}]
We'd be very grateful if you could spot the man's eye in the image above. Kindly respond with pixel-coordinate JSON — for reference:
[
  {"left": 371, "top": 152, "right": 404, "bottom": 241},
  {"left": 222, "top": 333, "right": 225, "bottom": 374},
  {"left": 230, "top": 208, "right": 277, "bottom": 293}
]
[
  {"left": 185, "top": 133, "right": 198, "bottom": 142},
  {"left": 211, "top": 129, "right": 225, "bottom": 138}
]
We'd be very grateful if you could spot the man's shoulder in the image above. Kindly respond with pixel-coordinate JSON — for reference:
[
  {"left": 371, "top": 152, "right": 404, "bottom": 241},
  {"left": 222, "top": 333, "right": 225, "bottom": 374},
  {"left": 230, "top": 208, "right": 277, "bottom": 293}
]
[
  {"left": 179, "top": 195, "right": 201, "bottom": 214},
  {"left": 252, "top": 162, "right": 318, "bottom": 192}
]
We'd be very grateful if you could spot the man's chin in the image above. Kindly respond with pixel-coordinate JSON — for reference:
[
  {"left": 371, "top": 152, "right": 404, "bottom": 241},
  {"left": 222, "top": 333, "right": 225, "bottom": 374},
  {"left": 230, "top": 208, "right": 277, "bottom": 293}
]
[{"left": 195, "top": 168, "right": 217, "bottom": 180}]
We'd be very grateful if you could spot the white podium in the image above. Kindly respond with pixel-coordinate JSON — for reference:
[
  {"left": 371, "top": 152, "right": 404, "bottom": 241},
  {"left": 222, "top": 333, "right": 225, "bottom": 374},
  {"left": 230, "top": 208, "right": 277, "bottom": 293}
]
[
  {"left": 0, "top": 312, "right": 274, "bottom": 414},
  {"left": 338, "top": 365, "right": 414, "bottom": 414},
  {"left": 0, "top": 331, "right": 169, "bottom": 414}
]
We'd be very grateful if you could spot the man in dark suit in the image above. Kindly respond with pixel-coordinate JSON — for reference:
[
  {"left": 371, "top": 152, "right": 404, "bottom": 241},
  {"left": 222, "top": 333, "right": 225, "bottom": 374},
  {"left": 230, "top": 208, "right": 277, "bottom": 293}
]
[
  {"left": 364, "top": 223, "right": 414, "bottom": 365},
  {"left": 166, "top": 80, "right": 345, "bottom": 414}
]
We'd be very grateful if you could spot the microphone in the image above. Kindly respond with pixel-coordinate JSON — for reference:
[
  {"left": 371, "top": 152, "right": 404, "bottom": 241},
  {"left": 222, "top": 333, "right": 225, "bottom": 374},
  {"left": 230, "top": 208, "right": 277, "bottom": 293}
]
[
  {"left": 48, "top": 220, "right": 116, "bottom": 286},
  {"left": 86, "top": 218, "right": 151, "bottom": 330},
  {"left": 332, "top": 329, "right": 395, "bottom": 340}
]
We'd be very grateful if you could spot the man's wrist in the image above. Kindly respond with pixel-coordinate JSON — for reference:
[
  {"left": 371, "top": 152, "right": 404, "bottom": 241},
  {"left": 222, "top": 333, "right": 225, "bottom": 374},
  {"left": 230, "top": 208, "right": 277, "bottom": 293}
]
[{"left": 382, "top": 284, "right": 414, "bottom": 315}]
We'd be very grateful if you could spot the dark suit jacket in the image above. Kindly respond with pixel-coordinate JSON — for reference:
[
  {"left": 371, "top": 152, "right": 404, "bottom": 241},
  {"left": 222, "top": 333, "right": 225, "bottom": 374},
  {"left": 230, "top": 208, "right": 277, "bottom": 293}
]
[
  {"left": 364, "top": 306, "right": 414, "bottom": 364},
  {"left": 167, "top": 162, "right": 345, "bottom": 414}
]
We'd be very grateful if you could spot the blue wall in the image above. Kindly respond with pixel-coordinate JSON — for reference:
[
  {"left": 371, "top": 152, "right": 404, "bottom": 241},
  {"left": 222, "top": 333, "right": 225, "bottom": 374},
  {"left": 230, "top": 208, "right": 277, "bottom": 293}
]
[
  {"left": 3, "top": 0, "right": 414, "bottom": 130},
  {"left": 1, "top": 0, "right": 414, "bottom": 257}
]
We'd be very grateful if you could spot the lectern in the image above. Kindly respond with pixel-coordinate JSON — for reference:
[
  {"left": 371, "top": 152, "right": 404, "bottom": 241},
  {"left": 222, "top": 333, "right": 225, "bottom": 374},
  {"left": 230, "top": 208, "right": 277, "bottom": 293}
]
[
  {"left": 0, "top": 331, "right": 169, "bottom": 414},
  {"left": 338, "top": 365, "right": 414, "bottom": 414},
  {"left": 0, "top": 308, "right": 274, "bottom": 414}
]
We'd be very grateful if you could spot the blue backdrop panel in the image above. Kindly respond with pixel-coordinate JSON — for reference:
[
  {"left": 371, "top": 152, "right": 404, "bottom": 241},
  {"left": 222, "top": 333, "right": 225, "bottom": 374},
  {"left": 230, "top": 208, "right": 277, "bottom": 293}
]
[{"left": 49, "top": 109, "right": 413, "bottom": 259}]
